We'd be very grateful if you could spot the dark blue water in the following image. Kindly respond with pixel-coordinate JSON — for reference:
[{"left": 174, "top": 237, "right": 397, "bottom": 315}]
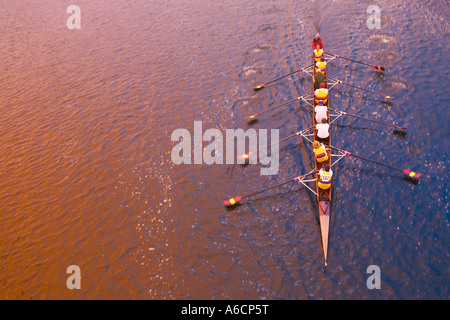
[{"left": 0, "top": 0, "right": 448, "bottom": 299}]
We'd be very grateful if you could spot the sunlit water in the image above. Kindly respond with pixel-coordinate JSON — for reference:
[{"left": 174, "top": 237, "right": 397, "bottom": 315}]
[{"left": 0, "top": 0, "right": 448, "bottom": 299}]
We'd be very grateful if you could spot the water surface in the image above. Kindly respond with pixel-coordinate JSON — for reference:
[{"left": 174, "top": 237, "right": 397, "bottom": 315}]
[{"left": 0, "top": 0, "right": 448, "bottom": 299}]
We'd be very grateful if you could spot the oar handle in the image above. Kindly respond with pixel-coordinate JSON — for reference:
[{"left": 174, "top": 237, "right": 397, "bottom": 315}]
[
  {"left": 253, "top": 64, "right": 314, "bottom": 90},
  {"left": 247, "top": 92, "right": 313, "bottom": 120},
  {"left": 224, "top": 170, "right": 318, "bottom": 206},
  {"left": 329, "top": 108, "right": 407, "bottom": 130},
  {"left": 262, "top": 127, "right": 313, "bottom": 151},
  {"left": 239, "top": 126, "right": 315, "bottom": 160},
  {"left": 250, "top": 97, "right": 299, "bottom": 118},
  {"left": 241, "top": 132, "right": 300, "bottom": 159},
  {"left": 328, "top": 76, "right": 394, "bottom": 99},
  {"left": 324, "top": 52, "right": 385, "bottom": 71},
  {"left": 327, "top": 145, "right": 420, "bottom": 178},
  {"left": 327, "top": 145, "right": 396, "bottom": 170}
]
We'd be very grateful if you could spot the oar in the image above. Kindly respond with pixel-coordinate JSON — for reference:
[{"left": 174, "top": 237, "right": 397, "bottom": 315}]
[
  {"left": 324, "top": 52, "right": 385, "bottom": 71},
  {"left": 246, "top": 93, "right": 313, "bottom": 120},
  {"left": 329, "top": 108, "right": 407, "bottom": 130},
  {"left": 297, "top": 92, "right": 404, "bottom": 130},
  {"left": 297, "top": 93, "right": 404, "bottom": 130},
  {"left": 253, "top": 64, "right": 314, "bottom": 90},
  {"left": 327, "top": 145, "right": 421, "bottom": 179},
  {"left": 224, "top": 170, "right": 318, "bottom": 207},
  {"left": 238, "top": 127, "right": 314, "bottom": 160},
  {"left": 328, "top": 76, "right": 394, "bottom": 99}
]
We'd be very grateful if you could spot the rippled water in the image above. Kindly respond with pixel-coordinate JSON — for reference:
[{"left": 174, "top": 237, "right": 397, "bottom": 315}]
[{"left": 0, "top": 0, "right": 448, "bottom": 299}]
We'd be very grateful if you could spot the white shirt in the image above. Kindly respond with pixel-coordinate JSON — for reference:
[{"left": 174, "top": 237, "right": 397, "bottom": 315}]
[
  {"left": 316, "top": 123, "right": 330, "bottom": 139},
  {"left": 315, "top": 106, "right": 328, "bottom": 123}
]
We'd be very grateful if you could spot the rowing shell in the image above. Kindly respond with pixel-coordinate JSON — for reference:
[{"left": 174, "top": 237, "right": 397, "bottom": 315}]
[
  {"left": 313, "top": 47, "right": 332, "bottom": 267},
  {"left": 226, "top": 35, "right": 415, "bottom": 267}
]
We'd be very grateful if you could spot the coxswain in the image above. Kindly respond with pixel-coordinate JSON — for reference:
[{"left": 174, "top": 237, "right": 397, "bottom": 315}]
[
  {"left": 313, "top": 140, "right": 328, "bottom": 163},
  {"left": 314, "top": 83, "right": 328, "bottom": 104},
  {"left": 316, "top": 118, "right": 330, "bottom": 140},
  {"left": 316, "top": 57, "right": 327, "bottom": 74},
  {"left": 314, "top": 44, "right": 324, "bottom": 63},
  {"left": 315, "top": 101, "right": 328, "bottom": 123},
  {"left": 318, "top": 164, "right": 333, "bottom": 190},
  {"left": 312, "top": 33, "right": 324, "bottom": 49}
]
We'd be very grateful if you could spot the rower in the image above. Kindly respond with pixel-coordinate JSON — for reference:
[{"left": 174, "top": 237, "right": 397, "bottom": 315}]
[
  {"left": 314, "top": 44, "right": 324, "bottom": 63},
  {"left": 312, "top": 33, "right": 324, "bottom": 49},
  {"left": 316, "top": 57, "right": 327, "bottom": 74},
  {"left": 313, "top": 140, "right": 328, "bottom": 163},
  {"left": 318, "top": 164, "right": 333, "bottom": 190},
  {"left": 313, "top": 71, "right": 326, "bottom": 90},
  {"left": 316, "top": 118, "right": 330, "bottom": 140},
  {"left": 315, "top": 101, "right": 328, "bottom": 123},
  {"left": 314, "top": 83, "right": 328, "bottom": 104}
]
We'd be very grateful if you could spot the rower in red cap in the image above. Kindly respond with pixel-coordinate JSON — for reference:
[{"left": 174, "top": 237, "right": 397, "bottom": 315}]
[{"left": 312, "top": 33, "right": 324, "bottom": 49}]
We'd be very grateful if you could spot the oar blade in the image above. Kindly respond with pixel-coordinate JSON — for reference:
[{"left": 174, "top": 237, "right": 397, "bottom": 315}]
[
  {"left": 238, "top": 152, "right": 254, "bottom": 160},
  {"left": 224, "top": 196, "right": 242, "bottom": 207},
  {"left": 253, "top": 84, "right": 265, "bottom": 91},
  {"left": 381, "top": 94, "right": 394, "bottom": 99},
  {"left": 402, "top": 170, "right": 421, "bottom": 179},
  {"left": 374, "top": 66, "right": 385, "bottom": 71},
  {"left": 246, "top": 113, "right": 260, "bottom": 120}
]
